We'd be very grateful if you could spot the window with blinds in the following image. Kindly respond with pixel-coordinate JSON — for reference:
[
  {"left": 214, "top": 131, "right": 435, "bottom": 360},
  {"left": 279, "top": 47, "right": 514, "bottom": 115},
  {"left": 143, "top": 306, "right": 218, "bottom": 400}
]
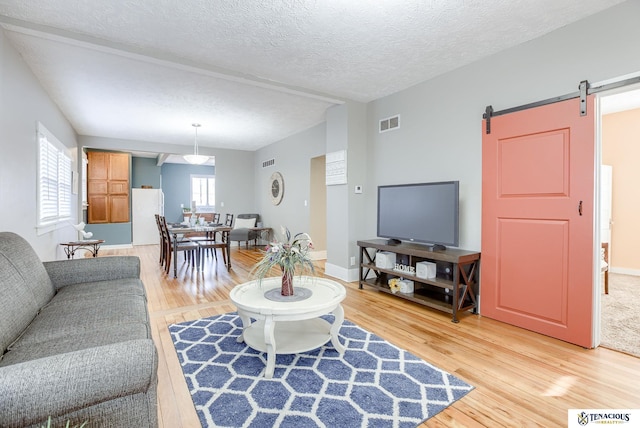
[
  {"left": 191, "top": 174, "right": 215, "bottom": 211},
  {"left": 37, "top": 122, "right": 72, "bottom": 228}
]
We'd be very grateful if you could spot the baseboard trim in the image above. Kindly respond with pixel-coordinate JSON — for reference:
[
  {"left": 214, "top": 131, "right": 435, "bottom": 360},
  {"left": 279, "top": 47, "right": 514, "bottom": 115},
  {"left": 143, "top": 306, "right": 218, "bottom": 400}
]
[
  {"left": 324, "top": 262, "right": 359, "bottom": 283},
  {"left": 101, "top": 244, "right": 134, "bottom": 250},
  {"left": 610, "top": 267, "right": 640, "bottom": 276}
]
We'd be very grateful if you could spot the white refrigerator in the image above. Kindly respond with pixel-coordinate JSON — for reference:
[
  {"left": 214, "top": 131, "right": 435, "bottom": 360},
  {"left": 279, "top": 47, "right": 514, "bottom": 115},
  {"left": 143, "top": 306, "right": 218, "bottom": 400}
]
[{"left": 132, "top": 188, "right": 164, "bottom": 245}]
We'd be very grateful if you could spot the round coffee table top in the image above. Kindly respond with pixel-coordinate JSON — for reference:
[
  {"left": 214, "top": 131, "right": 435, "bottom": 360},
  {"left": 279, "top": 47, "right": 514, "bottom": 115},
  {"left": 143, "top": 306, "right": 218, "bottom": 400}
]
[{"left": 230, "top": 276, "right": 346, "bottom": 316}]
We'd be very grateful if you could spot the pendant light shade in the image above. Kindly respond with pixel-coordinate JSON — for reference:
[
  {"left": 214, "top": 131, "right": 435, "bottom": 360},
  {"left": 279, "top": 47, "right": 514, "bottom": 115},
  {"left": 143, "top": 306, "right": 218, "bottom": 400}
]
[{"left": 184, "top": 123, "right": 208, "bottom": 165}]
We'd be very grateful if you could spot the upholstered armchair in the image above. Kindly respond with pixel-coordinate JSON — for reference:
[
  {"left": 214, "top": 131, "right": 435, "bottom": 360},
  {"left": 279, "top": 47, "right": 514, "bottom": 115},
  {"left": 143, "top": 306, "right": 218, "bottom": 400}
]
[{"left": 228, "top": 214, "right": 260, "bottom": 248}]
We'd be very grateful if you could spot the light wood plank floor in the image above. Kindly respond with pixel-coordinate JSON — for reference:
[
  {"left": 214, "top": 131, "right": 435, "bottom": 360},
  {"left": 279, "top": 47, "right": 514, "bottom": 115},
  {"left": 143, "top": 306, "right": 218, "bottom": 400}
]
[{"left": 103, "top": 244, "right": 640, "bottom": 427}]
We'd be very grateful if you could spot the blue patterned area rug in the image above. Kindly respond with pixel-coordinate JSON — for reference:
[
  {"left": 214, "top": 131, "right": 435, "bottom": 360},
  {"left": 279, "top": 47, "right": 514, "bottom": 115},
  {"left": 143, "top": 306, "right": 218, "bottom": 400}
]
[{"left": 169, "top": 312, "right": 473, "bottom": 428}]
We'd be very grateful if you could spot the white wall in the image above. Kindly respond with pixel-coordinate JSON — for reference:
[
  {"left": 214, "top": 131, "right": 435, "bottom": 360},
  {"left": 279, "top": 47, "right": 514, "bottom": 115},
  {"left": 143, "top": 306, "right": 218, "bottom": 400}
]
[
  {"left": 255, "top": 123, "right": 326, "bottom": 240},
  {"left": 0, "top": 29, "right": 78, "bottom": 260}
]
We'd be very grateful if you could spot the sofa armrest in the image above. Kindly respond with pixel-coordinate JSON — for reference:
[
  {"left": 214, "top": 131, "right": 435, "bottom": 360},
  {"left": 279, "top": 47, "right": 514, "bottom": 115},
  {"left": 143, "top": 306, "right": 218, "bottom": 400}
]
[
  {"left": 0, "top": 339, "right": 157, "bottom": 427},
  {"left": 43, "top": 256, "right": 140, "bottom": 290}
]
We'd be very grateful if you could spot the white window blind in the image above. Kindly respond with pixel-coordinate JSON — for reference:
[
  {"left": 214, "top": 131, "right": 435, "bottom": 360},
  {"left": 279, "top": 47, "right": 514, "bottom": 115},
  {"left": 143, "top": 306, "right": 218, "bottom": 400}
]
[{"left": 37, "top": 122, "right": 72, "bottom": 228}]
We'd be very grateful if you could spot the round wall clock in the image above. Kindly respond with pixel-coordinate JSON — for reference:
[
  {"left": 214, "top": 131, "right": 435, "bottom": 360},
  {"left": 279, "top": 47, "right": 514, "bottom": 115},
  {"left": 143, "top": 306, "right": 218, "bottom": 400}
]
[{"left": 270, "top": 171, "right": 284, "bottom": 205}]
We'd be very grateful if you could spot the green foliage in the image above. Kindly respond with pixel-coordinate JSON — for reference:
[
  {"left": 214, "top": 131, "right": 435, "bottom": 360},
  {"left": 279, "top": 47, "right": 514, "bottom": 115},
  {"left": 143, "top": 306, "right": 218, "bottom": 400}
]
[
  {"left": 251, "top": 227, "right": 315, "bottom": 284},
  {"left": 41, "top": 416, "right": 88, "bottom": 428}
]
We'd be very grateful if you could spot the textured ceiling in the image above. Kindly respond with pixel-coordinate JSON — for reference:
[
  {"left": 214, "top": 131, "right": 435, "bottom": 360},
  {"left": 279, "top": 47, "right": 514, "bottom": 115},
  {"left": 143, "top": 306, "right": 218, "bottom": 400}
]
[{"left": 0, "top": 0, "right": 629, "bottom": 152}]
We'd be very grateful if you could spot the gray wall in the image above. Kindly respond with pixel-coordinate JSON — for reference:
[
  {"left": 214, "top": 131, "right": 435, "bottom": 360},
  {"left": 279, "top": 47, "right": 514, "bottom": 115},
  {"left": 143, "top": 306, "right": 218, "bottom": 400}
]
[
  {"left": 80, "top": 135, "right": 257, "bottom": 240},
  {"left": 256, "top": 0, "right": 640, "bottom": 281},
  {"left": 254, "top": 123, "right": 326, "bottom": 241},
  {"left": 324, "top": 102, "right": 368, "bottom": 280},
  {"left": 132, "top": 157, "right": 161, "bottom": 189},
  {"left": 3, "top": 1, "right": 640, "bottom": 265},
  {"left": 363, "top": 0, "right": 640, "bottom": 254},
  {"left": 0, "top": 29, "right": 79, "bottom": 261},
  {"left": 161, "top": 163, "right": 215, "bottom": 223}
]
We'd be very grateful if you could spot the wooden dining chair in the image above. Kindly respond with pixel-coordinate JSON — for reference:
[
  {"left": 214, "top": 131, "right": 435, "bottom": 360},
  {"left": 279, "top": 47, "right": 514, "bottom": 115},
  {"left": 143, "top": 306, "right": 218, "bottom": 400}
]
[
  {"left": 159, "top": 215, "right": 198, "bottom": 274},
  {"left": 196, "top": 230, "right": 229, "bottom": 269},
  {"left": 198, "top": 213, "right": 214, "bottom": 222},
  {"left": 225, "top": 213, "right": 234, "bottom": 227},
  {"left": 213, "top": 212, "right": 221, "bottom": 224},
  {"left": 155, "top": 214, "right": 165, "bottom": 266}
]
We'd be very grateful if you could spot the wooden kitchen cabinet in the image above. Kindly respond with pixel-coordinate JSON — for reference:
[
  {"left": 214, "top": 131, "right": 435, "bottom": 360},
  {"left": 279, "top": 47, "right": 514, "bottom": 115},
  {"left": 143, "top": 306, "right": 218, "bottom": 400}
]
[{"left": 87, "top": 151, "right": 130, "bottom": 223}]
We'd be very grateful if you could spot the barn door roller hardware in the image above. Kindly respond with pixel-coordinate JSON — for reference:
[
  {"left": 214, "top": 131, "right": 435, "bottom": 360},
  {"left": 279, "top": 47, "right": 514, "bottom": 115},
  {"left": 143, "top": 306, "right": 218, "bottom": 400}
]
[
  {"left": 483, "top": 106, "right": 493, "bottom": 135},
  {"left": 579, "top": 80, "right": 589, "bottom": 116}
]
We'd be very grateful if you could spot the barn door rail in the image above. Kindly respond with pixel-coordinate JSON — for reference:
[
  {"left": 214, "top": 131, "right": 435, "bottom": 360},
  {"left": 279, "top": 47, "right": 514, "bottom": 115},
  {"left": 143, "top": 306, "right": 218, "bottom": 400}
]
[{"left": 483, "top": 75, "right": 640, "bottom": 134}]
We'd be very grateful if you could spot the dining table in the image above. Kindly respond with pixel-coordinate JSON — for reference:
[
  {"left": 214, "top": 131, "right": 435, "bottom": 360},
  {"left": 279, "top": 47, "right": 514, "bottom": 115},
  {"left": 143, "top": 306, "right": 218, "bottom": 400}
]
[{"left": 167, "top": 224, "right": 232, "bottom": 278}]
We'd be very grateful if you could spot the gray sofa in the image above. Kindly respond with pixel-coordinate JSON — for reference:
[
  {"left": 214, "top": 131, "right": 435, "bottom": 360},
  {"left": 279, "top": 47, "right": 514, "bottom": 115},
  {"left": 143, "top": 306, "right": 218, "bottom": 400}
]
[{"left": 0, "top": 232, "right": 158, "bottom": 428}]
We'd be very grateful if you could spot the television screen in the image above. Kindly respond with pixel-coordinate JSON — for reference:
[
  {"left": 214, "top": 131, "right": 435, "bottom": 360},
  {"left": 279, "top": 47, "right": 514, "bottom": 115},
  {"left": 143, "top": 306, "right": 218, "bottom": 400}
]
[{"left": 377, "top": 181, "right": 459, "bottom": 247}]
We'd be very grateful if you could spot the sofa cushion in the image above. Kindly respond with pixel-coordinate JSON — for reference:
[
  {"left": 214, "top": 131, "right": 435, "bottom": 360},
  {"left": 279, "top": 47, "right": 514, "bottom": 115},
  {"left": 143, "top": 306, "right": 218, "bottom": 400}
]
[
  {"left": 0, "top": 339, "right": 157, "bottom": 427},
  {"left": 50, "top": 277, "right": 147, "bottom": 303},
  {"left": 8, "top": 279, "right": 149, "bottom": 351},
  {"left": 0, "top": 323, "right": 150, "bottom": 367}
]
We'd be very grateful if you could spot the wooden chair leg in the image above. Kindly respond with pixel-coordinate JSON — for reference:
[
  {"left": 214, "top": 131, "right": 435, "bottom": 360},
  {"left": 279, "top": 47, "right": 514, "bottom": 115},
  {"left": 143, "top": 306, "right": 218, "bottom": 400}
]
[
  {"left": 165, "top": 246, "right": 172, "bottom": 274},
  {"left": 605, "top": 270, "right": 609, "bottom": 294},
  {"left": 215, "top": 247, "right": 227, "bottom": 266}
]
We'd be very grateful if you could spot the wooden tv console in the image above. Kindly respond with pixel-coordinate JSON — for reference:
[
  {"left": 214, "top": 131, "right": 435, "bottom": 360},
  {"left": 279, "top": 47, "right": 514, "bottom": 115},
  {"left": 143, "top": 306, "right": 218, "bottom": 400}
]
[{"left": 357, "top": 239, "right": 480, "bottom": 322}]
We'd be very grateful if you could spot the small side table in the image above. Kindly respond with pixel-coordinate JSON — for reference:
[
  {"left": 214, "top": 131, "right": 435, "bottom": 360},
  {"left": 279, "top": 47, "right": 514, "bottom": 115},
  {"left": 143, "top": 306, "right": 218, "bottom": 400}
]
[
  {"left": 60, "top": 240, "right": 105, "bottom": 259},
  {"left": 251, "top": 227, "right": 272, "bottom": 246}
]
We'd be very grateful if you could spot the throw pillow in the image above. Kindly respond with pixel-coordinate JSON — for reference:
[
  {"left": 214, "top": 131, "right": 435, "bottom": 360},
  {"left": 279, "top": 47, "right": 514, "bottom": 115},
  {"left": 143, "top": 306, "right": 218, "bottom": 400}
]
[{"left": 234, "top": 217, "right": 256, "bottom": 229}]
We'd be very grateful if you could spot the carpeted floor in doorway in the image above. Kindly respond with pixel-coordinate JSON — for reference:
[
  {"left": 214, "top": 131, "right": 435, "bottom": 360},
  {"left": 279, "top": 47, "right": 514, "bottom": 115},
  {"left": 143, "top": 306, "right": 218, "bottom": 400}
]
[
  {"left": 169, "top": 312, "right": 474, "bottom": 428},
  {"left": 601, "top": 273, "right": 640, "bottom": 358}
]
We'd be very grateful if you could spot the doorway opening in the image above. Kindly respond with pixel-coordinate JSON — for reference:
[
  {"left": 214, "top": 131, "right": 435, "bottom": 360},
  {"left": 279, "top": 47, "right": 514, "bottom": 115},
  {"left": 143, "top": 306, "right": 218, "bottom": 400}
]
[
  {"left": 309, "top": 155, "right": 327, "bottom": 260},
  {"left": 597, "top": 84, "right": 640, "bottom": 357}
]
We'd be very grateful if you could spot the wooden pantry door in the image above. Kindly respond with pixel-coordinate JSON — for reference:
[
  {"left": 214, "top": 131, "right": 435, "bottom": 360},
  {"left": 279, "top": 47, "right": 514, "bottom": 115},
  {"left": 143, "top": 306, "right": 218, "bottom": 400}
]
[{"left": 481, "top": 96, "right": 595, "bottom": 348}]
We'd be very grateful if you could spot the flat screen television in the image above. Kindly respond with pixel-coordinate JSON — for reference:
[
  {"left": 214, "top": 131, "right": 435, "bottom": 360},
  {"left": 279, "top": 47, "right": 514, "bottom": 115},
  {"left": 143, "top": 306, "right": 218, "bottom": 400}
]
[{"left": 377, "top": 181, "right": 459, "bottom": 249}]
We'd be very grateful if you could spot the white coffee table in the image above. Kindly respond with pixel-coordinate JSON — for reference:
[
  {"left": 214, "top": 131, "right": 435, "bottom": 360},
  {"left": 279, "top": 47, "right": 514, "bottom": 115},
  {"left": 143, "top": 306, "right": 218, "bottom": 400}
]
[{"left": 229, "top": 276, "right": 346, "bottom": 378}]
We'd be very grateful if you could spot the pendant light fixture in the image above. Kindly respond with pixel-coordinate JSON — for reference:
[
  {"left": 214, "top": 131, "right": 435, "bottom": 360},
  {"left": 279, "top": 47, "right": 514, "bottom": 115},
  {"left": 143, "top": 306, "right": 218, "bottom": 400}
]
[{"left": 183, "top": 123, "right": 208, "bottom": 165}]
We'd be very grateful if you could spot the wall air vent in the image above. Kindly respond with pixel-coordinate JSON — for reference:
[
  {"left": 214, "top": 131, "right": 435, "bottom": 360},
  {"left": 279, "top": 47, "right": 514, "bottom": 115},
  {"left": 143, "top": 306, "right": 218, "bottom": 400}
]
[
  {"left": 379, "top": 115, "right": 400, "bottom": 133},
  {"left": 262, "top": 158, "right": 275, "bottom": 168}
]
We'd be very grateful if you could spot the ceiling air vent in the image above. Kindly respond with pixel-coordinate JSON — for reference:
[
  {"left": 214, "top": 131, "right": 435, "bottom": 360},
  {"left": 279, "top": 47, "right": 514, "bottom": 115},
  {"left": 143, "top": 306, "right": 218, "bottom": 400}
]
[
  {"left": 262, "top": 158, "right": 275, "bottom": 168},
  {"left": 379, "top": 115, "right": 400, "bottom": 133}
]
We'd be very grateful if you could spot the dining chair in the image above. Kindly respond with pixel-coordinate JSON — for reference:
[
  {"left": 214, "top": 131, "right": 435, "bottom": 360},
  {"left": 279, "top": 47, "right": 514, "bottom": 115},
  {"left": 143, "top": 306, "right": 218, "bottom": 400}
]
[
  {"left": 196, "top": 229, "right": 229, "bottom": 269},
  {"left": 159, "top": 215, "right": 198, "bottom": 274},
  {"left": 198, "top": 213, "right": 214, "bottom": 222},
  {"left": 225, "top": 213, "right": 234, "bottom": 227},
  {"left": 213, "top": 212, "right": 221, "bottom": 224},
  {"left": 155, "top": 214, "right": 166, "bottom": 266}
]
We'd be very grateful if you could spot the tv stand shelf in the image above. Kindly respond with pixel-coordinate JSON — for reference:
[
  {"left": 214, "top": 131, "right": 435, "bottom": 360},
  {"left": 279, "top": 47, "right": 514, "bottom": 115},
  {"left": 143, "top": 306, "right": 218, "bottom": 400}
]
[{"left": 357, "top": 239, "right": 480, "bottom": 322}]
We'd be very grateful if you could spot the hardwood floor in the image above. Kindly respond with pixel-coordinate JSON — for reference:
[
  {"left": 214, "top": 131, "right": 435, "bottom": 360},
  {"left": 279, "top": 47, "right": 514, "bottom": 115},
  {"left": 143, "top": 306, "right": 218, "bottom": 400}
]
[{"left": 104, "top": 244, "right": 640, "bottom": 427}]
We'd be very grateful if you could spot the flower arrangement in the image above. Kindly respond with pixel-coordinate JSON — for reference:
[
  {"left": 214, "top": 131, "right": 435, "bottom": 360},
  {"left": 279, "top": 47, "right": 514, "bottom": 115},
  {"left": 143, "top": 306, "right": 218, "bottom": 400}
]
[
  {"left": 252, "top": 227, "right": 315, "bottom": 295},
  {"left": 388, "top": 278, "right": 401, "bottom": 294}
]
